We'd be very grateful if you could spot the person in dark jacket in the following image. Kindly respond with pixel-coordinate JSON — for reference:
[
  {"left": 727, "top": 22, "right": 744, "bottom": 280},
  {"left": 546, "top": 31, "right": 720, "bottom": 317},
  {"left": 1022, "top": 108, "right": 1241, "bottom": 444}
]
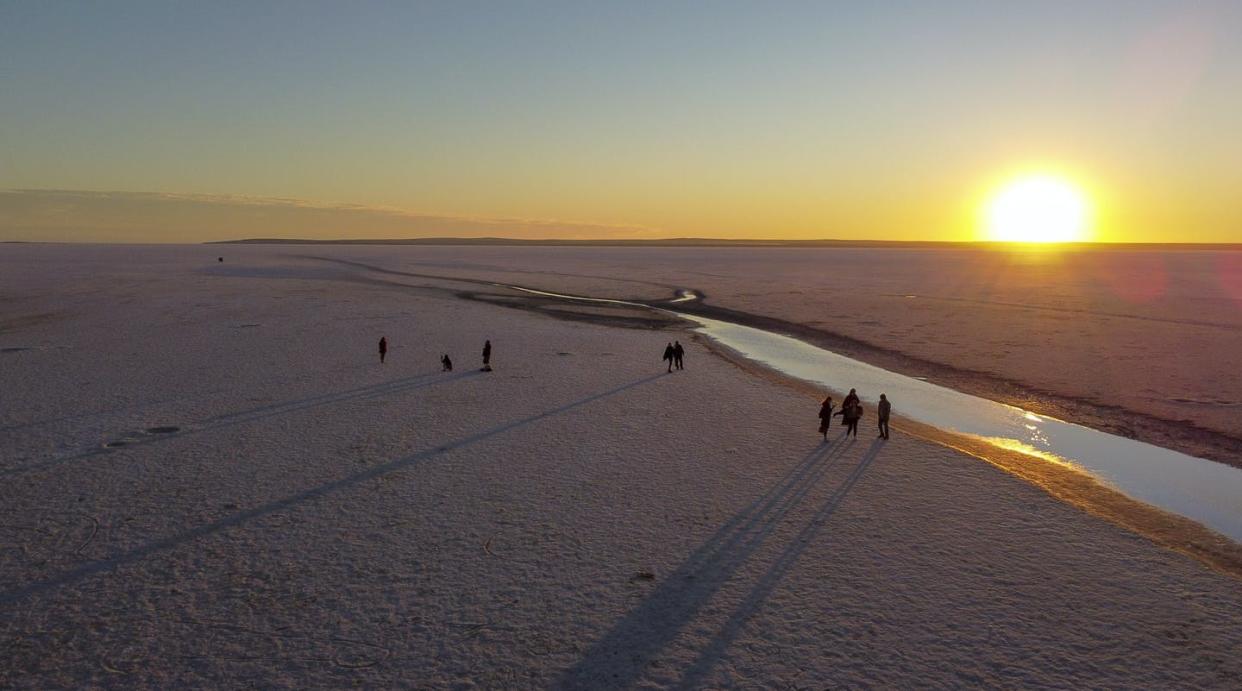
[
  {"left": 441, "top": 354, "right": 453, "bottom": 372},
  {"left": 662, "top": 342, "right": 675, "bottom": 372},
  {"left": 378, "top": 336, "right": 388, "bottom": 364},
  {"left": 842, "top": 388, "right": 859, "bottom": 411},
  {"left": 877, "top": 393, "right": 891, "bottom": 439},
  {"left": 835, "top": 398, "right": 862, "bottom": 437},
  {"left": 672, "top": 340, "right": 685, "bottom": 370},
  {"left": 818, "top": 396, "right": 835, "bottom": 440},
  {"left": 481, "top": 340, "right": 492, "bottom": 371}
]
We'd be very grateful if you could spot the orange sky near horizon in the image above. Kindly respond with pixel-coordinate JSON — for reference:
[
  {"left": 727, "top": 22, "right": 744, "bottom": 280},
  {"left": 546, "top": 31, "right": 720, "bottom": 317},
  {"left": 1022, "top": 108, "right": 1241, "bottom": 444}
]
[{"left": 2, "top": 3, "right": 1240, "bottom": 244}]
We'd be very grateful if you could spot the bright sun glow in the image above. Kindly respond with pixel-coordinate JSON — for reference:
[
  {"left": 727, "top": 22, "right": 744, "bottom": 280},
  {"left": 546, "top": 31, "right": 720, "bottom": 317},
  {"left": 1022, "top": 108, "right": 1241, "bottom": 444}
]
[{"left": 985, "top": 174, "right": 1090, "bottom": 243}]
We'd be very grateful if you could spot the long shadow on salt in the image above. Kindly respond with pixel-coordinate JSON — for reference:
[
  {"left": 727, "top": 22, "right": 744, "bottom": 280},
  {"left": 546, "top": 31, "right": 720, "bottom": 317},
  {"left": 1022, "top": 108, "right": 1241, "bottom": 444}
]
[
  {"left": 2, "top": 370, "right": 475, "bottom": 478},
  {"left": 555, "top": 436, "right": 880, "bottom": 689},
  {"left": 0, "top": 393, "right": 192, "bottom": 434},
  {"left": 0, "top": 373, "right": 666, "bottom": 606},
  {"left": 678, "top": 439, "right": 885, "bottom": 687}
]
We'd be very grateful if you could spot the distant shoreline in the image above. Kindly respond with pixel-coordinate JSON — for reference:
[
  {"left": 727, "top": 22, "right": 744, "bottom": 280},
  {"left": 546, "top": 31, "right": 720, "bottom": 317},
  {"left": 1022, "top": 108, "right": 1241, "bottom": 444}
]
[{"left": 210, "top": 237, "right": 1242, "bottom": 251}]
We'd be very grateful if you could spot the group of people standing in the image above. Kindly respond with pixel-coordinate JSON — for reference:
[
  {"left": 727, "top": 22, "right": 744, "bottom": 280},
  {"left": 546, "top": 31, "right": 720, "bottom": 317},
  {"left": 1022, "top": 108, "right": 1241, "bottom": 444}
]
[
  {"left": 819, "top": 389, "right": 892, "bottom": 440},
  {"left": 662, "top": 341, "right": 686, "bottom": 372},
  {"left": 377, "top": 336, "right": 490, "bottom": 373},
  {"left": 382, "top": 332, "right": 889, "bottom": 442}
]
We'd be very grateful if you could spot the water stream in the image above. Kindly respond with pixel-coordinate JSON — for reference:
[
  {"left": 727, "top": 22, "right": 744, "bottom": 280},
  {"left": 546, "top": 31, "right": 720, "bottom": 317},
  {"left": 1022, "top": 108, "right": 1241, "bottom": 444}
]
[
  {"left": 506, "top": 283, "right": 1242, "bottom": 542},
  {"left": 681, "top": 313, "right": 1242, "bottom": 543}
]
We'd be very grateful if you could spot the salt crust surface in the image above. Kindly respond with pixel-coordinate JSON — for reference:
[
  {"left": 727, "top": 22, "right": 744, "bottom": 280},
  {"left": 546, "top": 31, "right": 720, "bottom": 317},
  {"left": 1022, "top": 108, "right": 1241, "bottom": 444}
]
[
  {"left": 266, "top": 244, "right": 1242, "bottom": 444},
  {"left": 2, "top": 244, "right": 1241, "bottom": 688}
]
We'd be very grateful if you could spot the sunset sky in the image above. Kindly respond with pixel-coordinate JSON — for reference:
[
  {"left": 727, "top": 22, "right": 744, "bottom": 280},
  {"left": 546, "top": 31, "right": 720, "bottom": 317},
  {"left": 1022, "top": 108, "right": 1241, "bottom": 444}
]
[{"left": 2, "top": 2, "right": 1239, "bottom": 243}]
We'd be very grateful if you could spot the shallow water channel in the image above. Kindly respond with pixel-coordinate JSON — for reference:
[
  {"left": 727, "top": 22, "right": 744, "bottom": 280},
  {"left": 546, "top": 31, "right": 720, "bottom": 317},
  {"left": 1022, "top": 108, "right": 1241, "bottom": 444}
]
[
  {"left": 680, "top": 313, "right": 1242, "bottom": 543},
  {"left": 505, "top": 283, "right": 1242, "bottom": 543}
]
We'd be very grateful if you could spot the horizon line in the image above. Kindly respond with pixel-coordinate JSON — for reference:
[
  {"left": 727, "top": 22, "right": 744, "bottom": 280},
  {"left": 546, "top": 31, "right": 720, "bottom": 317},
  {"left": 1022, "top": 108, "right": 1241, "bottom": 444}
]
[{"left": 8, "top": 237, "right": 1240, "bottom": 251}]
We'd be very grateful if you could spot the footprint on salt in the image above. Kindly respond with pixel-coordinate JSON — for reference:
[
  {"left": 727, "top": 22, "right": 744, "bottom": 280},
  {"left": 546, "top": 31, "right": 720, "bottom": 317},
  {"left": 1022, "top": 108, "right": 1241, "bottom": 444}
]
[{"left": 331, "top": 638, "right": 390, "bottom": 669}]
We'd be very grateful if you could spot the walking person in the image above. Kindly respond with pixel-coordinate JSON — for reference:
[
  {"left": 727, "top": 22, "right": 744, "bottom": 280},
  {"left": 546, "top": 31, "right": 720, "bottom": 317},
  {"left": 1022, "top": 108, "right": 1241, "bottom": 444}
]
[
  {"left": 662, "top": 342, "right": 675, "bottom": 373},
  {"left": 818, "top": 396, "right": 835, "bottom": 441},
  {"left": 378, "top": 336, "right": 388, "bottom": 364},
  {"left": 673, "top": 340, "right": 685, "bottom": 370},
  {"left": 877, "top": 393, "right": 891, "bottom": 439},
  {"left": 481, "top": 340, "right": 492, "bottom": 372},
  {"left": 441, "top": 354, "right": 453, "bottom": 372}
]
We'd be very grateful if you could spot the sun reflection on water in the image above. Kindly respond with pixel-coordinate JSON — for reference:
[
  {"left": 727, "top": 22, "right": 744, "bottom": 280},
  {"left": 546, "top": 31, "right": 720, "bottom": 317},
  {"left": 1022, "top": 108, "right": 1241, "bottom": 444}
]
[{"left": 971, "top": 436, "right": 1080, "bottom": 471}]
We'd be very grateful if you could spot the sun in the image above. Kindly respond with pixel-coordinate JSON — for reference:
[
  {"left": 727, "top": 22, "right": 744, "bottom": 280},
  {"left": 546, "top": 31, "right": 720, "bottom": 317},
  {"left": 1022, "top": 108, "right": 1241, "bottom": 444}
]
[{"left": 984, "top": 174, "right": 1091, "bottom": 243}]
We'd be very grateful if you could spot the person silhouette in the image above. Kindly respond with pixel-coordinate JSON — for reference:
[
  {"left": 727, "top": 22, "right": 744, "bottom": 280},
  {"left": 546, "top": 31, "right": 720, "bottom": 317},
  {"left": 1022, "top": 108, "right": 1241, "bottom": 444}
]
[
  {"left": 877, "top": 393, "right": 891, "bottom": 439},
  {"left": 441, "top": 354, "right": 453, "bottom": 372},
  {"left": 481, "top": 339, "right": 492, "bottom": 371},
  {"left": 818, "top": 396, "right": 835, "bottom": 440},
  {"left": 842, "top": 388, "right": 859, "bottom": 411},
  {"left": 835, "top": 397, "right": 861, "bottom": 438},
  {"left": 378, "top": 336, "right": 388, "bottom": 364},
  {"left": 847, "top": 400, "right": 863, "bottom": 437},
  {"left": 673, "top": 341, "right": 685, "bottom": 370},
  {"left": 662, "top": 342, "right": 675, "bottom": 372}
]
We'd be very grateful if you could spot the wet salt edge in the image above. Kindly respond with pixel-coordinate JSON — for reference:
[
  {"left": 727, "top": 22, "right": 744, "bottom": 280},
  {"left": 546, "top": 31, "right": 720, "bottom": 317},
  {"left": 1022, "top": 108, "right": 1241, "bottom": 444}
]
[
  {"left": 504, "top": 282, "right": 1242, "bottom": 542},
  {"left": 681, "top": 313, "right": 1242, "bottom": 543}
]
